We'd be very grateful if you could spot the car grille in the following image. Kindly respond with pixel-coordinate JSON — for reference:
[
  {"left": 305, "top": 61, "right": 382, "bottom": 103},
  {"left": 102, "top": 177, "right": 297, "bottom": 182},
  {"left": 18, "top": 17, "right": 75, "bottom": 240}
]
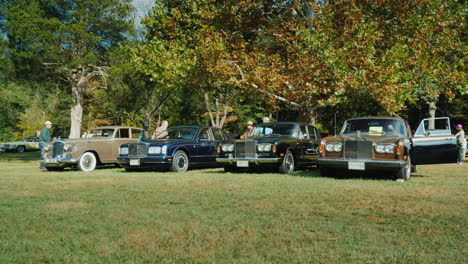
[
  {"left": 344, "top": 140, "right": 373, "bottom": 159},
  {"left": 53, "top": 141, "right": 64, "bottom": 158},
  {"left": 129, "top": 143, "right": 147, "bottom": 156},
  {"left": 235, "top": 141, "right": 256, "bottom": 158}
]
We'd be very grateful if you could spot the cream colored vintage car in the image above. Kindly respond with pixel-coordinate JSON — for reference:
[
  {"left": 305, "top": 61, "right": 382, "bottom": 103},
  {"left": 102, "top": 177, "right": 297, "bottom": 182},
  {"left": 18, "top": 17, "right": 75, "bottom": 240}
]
[
  {"left": 41, "top": 126, "right": 143, "bottom": 171},
  {"left": 0, "top": 136, "right": 40, "bottom": 152}
]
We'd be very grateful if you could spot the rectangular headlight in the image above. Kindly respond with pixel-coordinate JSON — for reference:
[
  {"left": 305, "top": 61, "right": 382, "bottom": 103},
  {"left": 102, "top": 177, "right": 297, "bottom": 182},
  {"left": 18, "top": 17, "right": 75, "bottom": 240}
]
[
  {"left": 120, "top": 147, "right": 128, "bottom": 155},
  {"left": 148, "top": 146, "right": 162, "bottom": 154}
]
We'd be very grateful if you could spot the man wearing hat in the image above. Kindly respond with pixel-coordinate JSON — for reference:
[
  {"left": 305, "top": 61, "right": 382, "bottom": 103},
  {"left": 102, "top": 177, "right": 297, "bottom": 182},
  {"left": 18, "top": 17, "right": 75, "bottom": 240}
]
[
  {"left": 455, "top": 124, "right": 465, "bottom": 165},
  {"left": 38, "top": 121, "right": 53, "bottom": 169},
  {"left": 39, "top": 121, "right": 53, "bottom": 150}
]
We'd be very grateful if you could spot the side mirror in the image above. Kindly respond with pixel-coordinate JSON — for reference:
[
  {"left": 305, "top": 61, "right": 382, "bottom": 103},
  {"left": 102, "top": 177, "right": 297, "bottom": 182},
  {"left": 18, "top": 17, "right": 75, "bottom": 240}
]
[
  {"left": 424, "top": 131, "right": 431, "bottom": 137},
  {"left": 140, "top": 137, "right": 151, "bottom": 142},
  {"left": 199, "top": 135, "right": 208, "bottom": 140},
  {"left": 320, "top": 132, "right": 330, "bottom": 138}
]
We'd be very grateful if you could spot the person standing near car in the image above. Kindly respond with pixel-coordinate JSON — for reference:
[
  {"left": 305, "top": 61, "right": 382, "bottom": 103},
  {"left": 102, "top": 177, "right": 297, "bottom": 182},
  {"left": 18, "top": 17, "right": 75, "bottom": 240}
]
[
  {"left": 455, "top": 124, "right": 465, "bottom": 165},
  {"left": 38, "top": 121, "right": 53, "bottom": 169}
]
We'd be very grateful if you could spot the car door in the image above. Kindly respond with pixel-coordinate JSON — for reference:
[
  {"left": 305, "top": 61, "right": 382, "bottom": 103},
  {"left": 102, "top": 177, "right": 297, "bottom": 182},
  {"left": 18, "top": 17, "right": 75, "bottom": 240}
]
[
  {"left": 297, "top": 125, "right": 320, "bottom": 165},
  {"left": 194, "top": 127, "right": 218, "bottom": 164},
  {"left": 411, "top": 117, "right": 457, "bottom": 165}
]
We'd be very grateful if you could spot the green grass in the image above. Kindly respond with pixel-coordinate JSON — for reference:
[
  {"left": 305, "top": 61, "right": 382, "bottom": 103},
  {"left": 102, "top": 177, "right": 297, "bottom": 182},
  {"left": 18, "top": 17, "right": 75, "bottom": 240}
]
[{"left": 0, "top": 151, "right": 466, "bottom": 263}]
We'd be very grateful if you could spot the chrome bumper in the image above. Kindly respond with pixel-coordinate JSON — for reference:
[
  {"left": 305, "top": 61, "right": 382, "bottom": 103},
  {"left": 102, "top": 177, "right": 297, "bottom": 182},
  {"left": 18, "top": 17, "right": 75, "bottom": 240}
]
[{"left": 216, "top": 157, "right": 281, "bottom": 164}]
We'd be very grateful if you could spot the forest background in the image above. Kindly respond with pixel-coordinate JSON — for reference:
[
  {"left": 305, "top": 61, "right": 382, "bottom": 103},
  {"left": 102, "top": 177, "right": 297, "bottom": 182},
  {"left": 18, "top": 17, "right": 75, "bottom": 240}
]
[{"left": 0, "top": 0, "right": 466, "bottom": 140}]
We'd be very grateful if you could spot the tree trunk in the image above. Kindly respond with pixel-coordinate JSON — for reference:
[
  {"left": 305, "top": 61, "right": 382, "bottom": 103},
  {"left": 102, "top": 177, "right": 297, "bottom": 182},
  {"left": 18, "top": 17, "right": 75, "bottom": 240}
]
[
  {"left": 69, "top": 103, "right": 83, "bottom": 139},
  {"left": 428, "top": 101, "right": 436, "bottom": 129}
]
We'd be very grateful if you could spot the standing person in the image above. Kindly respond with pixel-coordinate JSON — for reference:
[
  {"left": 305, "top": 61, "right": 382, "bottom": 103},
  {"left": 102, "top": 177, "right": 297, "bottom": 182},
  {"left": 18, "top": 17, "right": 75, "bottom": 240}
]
[
  {"left": 151, "top": 120, "right": 169, "bottom": 140},
  {"left": 39, "top": 121, "right": 53, "bottom": 169},
  {"left": 241, "top": 121, "right": 255, "bottom": 139},
  {"left": 455, "top": 124, "right": 465, "bottom": 165}
]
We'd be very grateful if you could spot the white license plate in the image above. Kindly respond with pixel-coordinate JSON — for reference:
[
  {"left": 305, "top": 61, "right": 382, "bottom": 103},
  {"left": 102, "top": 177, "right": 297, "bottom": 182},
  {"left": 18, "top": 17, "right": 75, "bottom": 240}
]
[
  {"left": 237, "top": 160, "right": 249, "bottom": 167},
  {"left": 130, "top": 159, "right": 140, "bottom": 166},
  {"left": 45, "top": 158, "right": 57, "bottom": 163},
  {"left": 348, "top": 161, "right": 365, "bottom": 170}
]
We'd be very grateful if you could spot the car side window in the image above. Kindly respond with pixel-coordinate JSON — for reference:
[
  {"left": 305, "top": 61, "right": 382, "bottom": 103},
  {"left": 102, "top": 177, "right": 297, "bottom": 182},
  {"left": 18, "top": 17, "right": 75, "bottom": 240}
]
[
  {"left": 199, "top": 128, "right": 210, "bottom": 140},
  {"left": 300, "top": 125, "right": 309, "bottom": 139},
  {"left": 308, "top": 126, "right": 317, "bottom": 140},
  {"left": 117, "top": 128, "right": 130, "bottom": 138},
  {"left": 131, "top": 129, "right": 141, "bottom": 139},
  {"left": 212, "top": 129, "right": 225, "bottom": 140}
]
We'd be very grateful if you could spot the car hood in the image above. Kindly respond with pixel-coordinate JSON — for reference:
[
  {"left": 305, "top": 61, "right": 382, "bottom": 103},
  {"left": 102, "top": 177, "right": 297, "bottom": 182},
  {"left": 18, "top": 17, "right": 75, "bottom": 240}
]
[
  {"left": 324, "top": 134, "right": 404, "bottom": 144},
  {"left": 141, "top": 139, "right": 196, "bottom": 145}
]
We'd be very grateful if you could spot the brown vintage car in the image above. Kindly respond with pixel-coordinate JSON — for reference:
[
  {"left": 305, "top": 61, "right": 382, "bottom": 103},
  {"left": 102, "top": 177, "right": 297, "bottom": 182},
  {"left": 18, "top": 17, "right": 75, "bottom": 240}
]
[
  {"left": 41, "top": 126, "right": 144, "bottom": 171},
  {"left": 317, "top": 117, "right": 458, "bottom": 180}
]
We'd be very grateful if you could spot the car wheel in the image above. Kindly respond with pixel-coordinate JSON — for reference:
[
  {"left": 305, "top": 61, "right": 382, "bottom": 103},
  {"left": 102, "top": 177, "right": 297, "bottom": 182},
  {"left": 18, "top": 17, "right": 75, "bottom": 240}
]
[
  {"left": 278, "top": 150, "right": 295, "bottom": 174},
  {"left": 396, "top": 157, "right": 411, "bottom": 181},
  {"left": 16, "top": 145, "right": 25, "bottom": 153},
  {"left": 170, "top": 150, "right": 189, "bottom": 172},
  {"left": 77, "top": 152, "right": 97, "bottom": 172}
]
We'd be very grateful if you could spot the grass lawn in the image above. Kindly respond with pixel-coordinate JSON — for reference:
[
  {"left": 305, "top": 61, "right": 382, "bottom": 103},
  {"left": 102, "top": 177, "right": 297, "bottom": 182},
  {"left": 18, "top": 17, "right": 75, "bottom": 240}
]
[{"left": 0, "top": 150, "right": 466, "bottom": 263}]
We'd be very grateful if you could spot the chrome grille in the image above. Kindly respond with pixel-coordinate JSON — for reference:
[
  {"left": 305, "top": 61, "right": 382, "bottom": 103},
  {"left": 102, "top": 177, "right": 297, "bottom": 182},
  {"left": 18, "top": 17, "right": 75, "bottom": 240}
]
[
  {"left": 53, "top": 142, "right": 64, "bottom": 157},
  {"left": 235, "top": 141, "right": 256, "bottom": 158},
  {"left": 129, "top": 143, "right": 147, "bottom": 156},
  {"left": 344, "top": 140, "right": 372, "bottom": 159}
]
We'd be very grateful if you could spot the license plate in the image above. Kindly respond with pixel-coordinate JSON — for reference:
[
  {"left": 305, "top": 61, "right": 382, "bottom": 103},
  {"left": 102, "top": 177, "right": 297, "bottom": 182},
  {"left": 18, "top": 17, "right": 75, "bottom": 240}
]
[
  {"left": 348, "top": 161, "right": 365, "bottom": 170},
  {"left": 45, "top": 158, "right": 57, "bottom": 163},
  {"left": 130, "top": 159, "right": 140, "bottom": 166},
  {"left": 237, "top": 160, "right": 249, "bottom": 167}
]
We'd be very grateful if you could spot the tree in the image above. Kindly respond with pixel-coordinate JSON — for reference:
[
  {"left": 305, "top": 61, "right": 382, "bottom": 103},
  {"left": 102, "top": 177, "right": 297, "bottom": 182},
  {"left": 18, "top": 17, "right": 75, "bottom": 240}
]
[{"left": 1, "top": 0, "right": 135, "bottom": 138}]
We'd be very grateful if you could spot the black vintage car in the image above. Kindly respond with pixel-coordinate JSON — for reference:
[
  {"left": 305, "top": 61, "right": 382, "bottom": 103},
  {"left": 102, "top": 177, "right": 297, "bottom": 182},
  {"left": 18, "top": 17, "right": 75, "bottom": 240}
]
[
  {"left": 317, "top": 117, "right": 458, "bottom": 180},
  {"left": 216, "top": 122, "right": 321, "bottom": 174},
  {"left": 117, "top": 126, "right": 227, "bottom": 172}
]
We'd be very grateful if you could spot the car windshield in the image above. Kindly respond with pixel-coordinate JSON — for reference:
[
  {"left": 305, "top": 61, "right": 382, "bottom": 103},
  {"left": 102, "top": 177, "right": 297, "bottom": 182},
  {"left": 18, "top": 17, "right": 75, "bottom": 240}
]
[
  {"left": 156, "top": 127, "right": 198, "bottom": 140},
  {"left": 89, "top": 129, "right": 115, "bottom": 138},
  {"left": 249, "top": 124, "right": 300, "bottom": 137},
  {"left": 341, "top": 119, "right": 406, "bottom": 136}
]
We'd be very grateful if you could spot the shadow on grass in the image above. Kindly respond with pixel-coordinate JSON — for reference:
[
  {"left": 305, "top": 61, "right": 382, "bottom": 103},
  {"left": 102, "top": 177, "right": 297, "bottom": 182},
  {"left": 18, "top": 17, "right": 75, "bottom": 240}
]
[{"left": 0, "top": 150, "right": 40, "bottom": 162}]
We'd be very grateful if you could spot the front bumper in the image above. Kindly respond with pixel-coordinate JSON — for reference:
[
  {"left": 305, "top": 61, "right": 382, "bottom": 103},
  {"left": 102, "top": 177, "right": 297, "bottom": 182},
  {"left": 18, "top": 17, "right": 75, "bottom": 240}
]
[
  {"left": 1, "top": 145, "right": 16, "bottom": 150},
  {"left": 216, "top": 157, "right": 281, "bottom": 165},
  {"left": 41, "top": 158, "right": 78, "bottom": 167},
  {"left": 317, "top": 158, "right": 406, "bottom": 170},
  {"left": 117, "top": 156, "right": 172, "bottom": 168}
]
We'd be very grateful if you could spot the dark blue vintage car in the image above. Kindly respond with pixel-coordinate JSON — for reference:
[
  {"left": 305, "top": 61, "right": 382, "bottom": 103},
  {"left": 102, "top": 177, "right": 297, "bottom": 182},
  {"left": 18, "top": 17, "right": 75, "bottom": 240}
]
[{"left": 117, "top": 126, "right": 227, "bottom": 172}]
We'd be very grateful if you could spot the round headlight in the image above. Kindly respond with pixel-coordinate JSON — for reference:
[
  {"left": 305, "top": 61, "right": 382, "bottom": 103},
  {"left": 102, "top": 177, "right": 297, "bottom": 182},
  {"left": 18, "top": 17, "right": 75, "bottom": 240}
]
[
  {"left": 120, "top": 147, "right": 128, "bottom": 155},
  {"left": 325, "top": 143, "right": 335, "bottom": 152},
  {"left": 257, "top": 143, "right": 272, "bottom": 152},
  {"left": 385, "top": 144, "right": 394, "bottom": 153},
  {"left": 333, "top": 143, "right": 342, "bottom": 152},
  {"left": 148, "top": 146, "right": 162, "bottom": 154},
  {"left": 222, "top": 144, "right": 234, "bottom": 152},
  {"left": 63, "top": 144, "right": 70, "bottom": 151},
  {"left": 375, "top": 144, "right": 385, "bottom": 153}
]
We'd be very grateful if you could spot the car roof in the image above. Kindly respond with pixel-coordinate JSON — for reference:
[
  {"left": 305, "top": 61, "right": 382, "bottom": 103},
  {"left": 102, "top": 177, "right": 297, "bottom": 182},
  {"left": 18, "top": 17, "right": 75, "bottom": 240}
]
[
  {"left": 256, "top": 121, "right": 310, "bottom": 126},
  {"left": 90, "top": 126, "right": 142, "bottom": 130},
  {"left": 346, "top": 116, "right": 406, "bottom": 121}
]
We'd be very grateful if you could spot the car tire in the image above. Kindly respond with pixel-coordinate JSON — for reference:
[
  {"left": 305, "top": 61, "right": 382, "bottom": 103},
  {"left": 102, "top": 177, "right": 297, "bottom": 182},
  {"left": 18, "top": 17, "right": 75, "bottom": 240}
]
[
  {"left": 16, "top": 145, "right": 25, "bottom": 153},
  {"left": 396, "top": 157, "right": 411, "bottom": 181},
  {"left": 170, "top": 150, "right": 189, "bottom": 172},
  {"left": 77, "top": 152, "right": 97, "bottom": 172},
  {"left": 278, "top": 150, "right": 295, "bottom": 174}
]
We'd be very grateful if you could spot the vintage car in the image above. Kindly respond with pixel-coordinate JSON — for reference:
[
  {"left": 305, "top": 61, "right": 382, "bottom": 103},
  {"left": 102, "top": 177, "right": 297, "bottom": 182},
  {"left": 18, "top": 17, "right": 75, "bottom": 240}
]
[
  {"left": 117, "top": 126, "right": 228, "bottom": 172},
  {"left": 41, "top": 126, "right": 143, "bottom": 171},
  {"left": 216, "top": 122, "right": 321, "bottom": 174},
  {"left": 0, "top": 136, "right": 40, "bottom": 152},
  {"left": 317, "top": 117, "right": 458, "bottom": 180}
]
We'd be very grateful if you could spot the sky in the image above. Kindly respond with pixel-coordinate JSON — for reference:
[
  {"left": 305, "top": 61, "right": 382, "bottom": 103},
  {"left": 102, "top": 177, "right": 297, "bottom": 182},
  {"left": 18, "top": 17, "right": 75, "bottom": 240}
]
[{"left": 132, "top": 0, "right": 155, "bottom": 29}]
